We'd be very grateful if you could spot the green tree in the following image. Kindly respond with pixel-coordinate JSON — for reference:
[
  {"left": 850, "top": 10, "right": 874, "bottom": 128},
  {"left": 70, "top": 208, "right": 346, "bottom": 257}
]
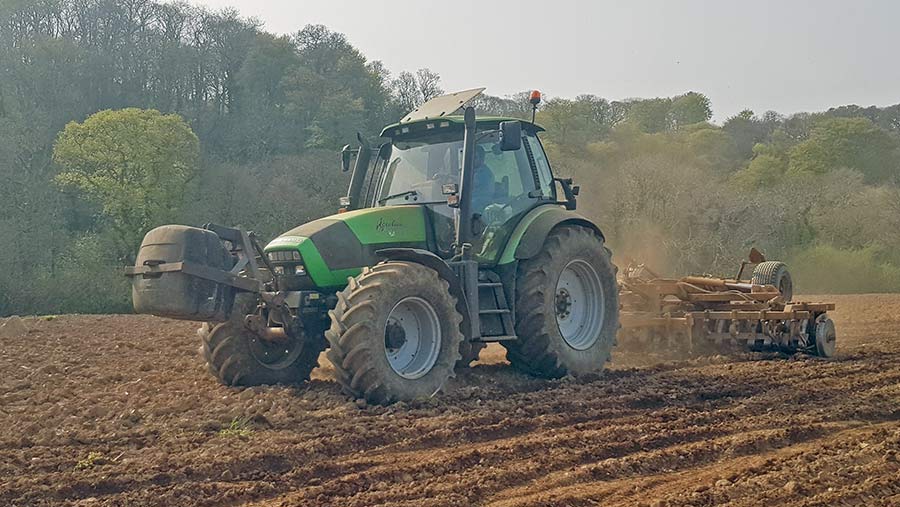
[
  {"left": 731, "top": 129, "right": 792, "bottom": 187},
  {"left": 723, "top": 109, "right": 778, "bottom": 160},
  {"left": 53, "top": 108, "right": 199, "bottom": 258},
  {"left": 669, "top": 92, "right": 712, "bottom": 128},
  {"left": 623, "top": 97, "right": 672, "bottom": 133},
  {"left": 788, "top": 117, "right": 900, "bottom": 183}
]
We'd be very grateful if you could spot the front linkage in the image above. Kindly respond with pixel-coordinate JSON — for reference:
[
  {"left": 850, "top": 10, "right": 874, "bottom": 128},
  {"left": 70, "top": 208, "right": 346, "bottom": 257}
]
[{"left": 126, "top": 223, "right": 332, "bottom": 364}]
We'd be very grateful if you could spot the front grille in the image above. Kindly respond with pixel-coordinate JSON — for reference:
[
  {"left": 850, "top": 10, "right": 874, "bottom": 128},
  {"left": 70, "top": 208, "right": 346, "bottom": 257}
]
[{"left": 267, "top": 249, "right": 310, "bottom": 290}]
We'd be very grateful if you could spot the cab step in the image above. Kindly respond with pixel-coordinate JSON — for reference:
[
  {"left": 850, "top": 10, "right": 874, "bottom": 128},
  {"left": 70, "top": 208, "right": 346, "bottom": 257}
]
[
  {"left": 475, "top": 335, "right": 517, "bottom": 342},
  {"left": 479, "top": 308, "right": 510, "bottom": 315}
]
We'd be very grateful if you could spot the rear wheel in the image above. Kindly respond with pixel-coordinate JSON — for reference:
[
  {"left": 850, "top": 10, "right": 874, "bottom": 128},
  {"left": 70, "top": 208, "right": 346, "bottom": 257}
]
[
  {"left": 326, "top": 261, "right": 464, "bottom": 404},
  {"left": 503, "top": 226, "right": 619, "bottom": 378},
  {"left": 752, "top": 261, "right": 793, "bottom": 302}
]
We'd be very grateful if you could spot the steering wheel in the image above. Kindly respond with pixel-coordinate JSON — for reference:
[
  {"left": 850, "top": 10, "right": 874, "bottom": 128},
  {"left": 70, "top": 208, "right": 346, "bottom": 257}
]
[{"left": 498, "top": 193, "right": 535, "bottom": 213}]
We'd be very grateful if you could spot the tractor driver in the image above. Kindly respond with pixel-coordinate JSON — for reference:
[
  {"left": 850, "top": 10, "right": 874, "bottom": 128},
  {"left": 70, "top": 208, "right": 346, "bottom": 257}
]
[
  {"left": 471, "top": 144, "right": 495, "bottom": 214},
  {"left": 472, "top": 144, "right": 515, "bottom": 227},
  {"left": 431, "top": 142, "right": 510, "bottom": 225}
]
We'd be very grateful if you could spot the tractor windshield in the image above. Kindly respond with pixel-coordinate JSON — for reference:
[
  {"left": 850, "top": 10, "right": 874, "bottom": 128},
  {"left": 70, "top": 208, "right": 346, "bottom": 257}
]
[
  {"left": 377, "top": 131, "right": 463, "bottom": 206},
  {"left": 377, "top": 130, "right": 540, "bottom": 209}
]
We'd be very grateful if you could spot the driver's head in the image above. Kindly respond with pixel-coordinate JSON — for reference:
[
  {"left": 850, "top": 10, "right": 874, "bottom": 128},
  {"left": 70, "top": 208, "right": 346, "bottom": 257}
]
[{"left": 474, "top": 144, "right": 486, "bottom": 166}]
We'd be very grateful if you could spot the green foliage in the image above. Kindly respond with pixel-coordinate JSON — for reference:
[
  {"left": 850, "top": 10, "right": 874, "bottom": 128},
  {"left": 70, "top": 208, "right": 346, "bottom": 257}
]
[
  {"left": 669, "top": 92, "right": 713, "bottom": 128},
  {"left": 618, "top": 92, "right": 712, "bottom": 134},
  {"left": 723, "top": 109, "right": 778, "bottom": 160},
  {"left": 537, "top": 95, "right": 619, "bottom": 149},
  {"left": 733, "top": 152, "right": 788, "bottom": 188},
  {"left": 787, "top": 117, "right": 900, "bottom": 183},
  {"left": 74, "top": 452, "right": 106, "bottom": 471},
  {"left": 53, "top": 109, "right": 199, "bottom": 258},
  {"left": 218, "top": 417, "right": 253, "bottom": 438},
  {"left": 788, "top": 245, "right": 900, "bottom": 294},
  {"left": 2, "top": 0, "right": 900, "bottom": 318},
  {"left": 2, "top": 233, "right": 131, "bottom": 316}
]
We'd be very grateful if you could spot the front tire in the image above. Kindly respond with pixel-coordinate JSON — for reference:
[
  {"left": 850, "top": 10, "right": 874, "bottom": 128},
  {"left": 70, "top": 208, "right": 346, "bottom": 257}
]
[
  {"left": 503, "top": 226, "right": 619, "bottom": 378},
  {"left": 199, "top": 320, "right": 325, "bottom": 386},
  {"left": 325, "top": 261, "right": 464, "bottom": 404}
]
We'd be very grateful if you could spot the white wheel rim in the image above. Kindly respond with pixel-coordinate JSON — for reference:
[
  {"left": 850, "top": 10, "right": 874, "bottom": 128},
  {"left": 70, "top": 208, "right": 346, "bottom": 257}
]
[
  {"left": 555, "top": 259, "right": 605, "bottom": 350},
  {"left": 816, "top": 317, "right": 836, "bottom": 357},
  {"left": 384, "top": 296, "right": 442, "bottom": 379}
]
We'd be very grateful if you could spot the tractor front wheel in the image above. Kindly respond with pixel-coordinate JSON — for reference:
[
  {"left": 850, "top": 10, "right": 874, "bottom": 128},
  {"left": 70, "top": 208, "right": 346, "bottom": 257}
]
[
  {"left": 326, "top": 261, "right": 464, "bottom": 404},
  {"left": 199, "top": 320, "right": 325, "bottom": 386}
]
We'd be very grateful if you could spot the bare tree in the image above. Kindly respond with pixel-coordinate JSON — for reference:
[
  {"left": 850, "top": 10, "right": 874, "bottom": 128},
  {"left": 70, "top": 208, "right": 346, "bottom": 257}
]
[{"left": 415, "top": 68, "right": 443, "bottom": 102}]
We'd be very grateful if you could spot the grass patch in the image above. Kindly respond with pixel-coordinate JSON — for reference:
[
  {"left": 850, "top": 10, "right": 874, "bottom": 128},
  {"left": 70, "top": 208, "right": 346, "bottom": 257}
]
[
  {"left": 218, "top": 417, "right": 253, "bottom": 438},
  {"left": 74, "top": 451, "right": 105, "bottom": 470}
]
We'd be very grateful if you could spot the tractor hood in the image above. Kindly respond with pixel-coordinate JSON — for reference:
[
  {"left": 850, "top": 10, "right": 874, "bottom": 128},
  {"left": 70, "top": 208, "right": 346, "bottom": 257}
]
[{"left": 264, "top": 206, "right": 428, "bottom": 288}]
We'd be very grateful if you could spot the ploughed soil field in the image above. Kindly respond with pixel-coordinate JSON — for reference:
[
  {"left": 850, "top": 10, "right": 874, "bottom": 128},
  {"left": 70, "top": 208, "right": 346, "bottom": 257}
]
[{"left": 1, "top": 294, "right": 898, "bottom": 507}]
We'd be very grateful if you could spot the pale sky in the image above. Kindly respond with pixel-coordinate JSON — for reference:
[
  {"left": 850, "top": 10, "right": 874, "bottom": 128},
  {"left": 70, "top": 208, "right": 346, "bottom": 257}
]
[{"left": 190, "top": 0, "right": 900, "bottom": 122}]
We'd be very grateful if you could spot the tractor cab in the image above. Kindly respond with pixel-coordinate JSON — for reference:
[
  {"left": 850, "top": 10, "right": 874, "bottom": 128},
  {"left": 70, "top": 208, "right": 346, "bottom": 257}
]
[
  {"left": 373, "top": 117, "right": 554, "bottom": 263},
  {"left": 342, "top": 88, "right": 562, "bottom": 265}
]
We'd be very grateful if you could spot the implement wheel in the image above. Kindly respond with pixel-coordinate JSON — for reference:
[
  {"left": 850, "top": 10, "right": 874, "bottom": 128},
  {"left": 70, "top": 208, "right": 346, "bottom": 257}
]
[
  {"left": 813, "top": 314, "right": 837, "bottom": 358},
  {"left": 326, "top": 261, "right": 464, "bottom": 404},
  {"left": 503, "top": 226, "right": 619, "bottom": 378},
  {"left": 752, "top": 261, "right": 793, "bottom": 302}
]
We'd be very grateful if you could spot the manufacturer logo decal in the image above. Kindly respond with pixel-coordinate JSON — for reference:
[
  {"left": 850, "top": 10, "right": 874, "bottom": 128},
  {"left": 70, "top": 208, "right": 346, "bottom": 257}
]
[{"left": 375, "top": 218, "right": 402, "bottom": 237}]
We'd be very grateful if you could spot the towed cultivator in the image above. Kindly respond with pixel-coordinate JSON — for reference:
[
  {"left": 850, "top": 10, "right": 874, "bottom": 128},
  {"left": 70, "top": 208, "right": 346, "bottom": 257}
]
[{"left": 617, "top": 250, "right": 837, "bottom": 358}]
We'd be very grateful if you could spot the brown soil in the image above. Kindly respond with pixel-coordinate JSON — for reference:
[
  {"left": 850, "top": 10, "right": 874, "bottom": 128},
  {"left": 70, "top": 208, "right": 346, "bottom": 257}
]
[{"left": 1, "top": 294, "right": 898, "bottom": 506}]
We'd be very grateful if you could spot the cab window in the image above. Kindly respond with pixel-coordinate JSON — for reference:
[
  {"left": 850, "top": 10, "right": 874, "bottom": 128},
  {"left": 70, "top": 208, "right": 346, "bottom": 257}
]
[
  {"left": 473, "top": 135, "right": 534, "bottom": 215},
  {"left": 470, "top": 130, "right": 540, "bottom": 264},
  {"left": 526, "top": 133, "right": 555, "bottom": 199}
]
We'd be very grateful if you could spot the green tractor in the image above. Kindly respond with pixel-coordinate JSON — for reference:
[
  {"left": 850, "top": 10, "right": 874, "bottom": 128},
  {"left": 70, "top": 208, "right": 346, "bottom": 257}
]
[{"left": 127, "top": 88, "right": 619, "bottom": 404}]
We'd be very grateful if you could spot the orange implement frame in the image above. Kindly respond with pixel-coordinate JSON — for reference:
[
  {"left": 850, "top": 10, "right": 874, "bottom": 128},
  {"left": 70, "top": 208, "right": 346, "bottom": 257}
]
[{"left": 617, "top": 261, "right": 836, "bottom": 356}]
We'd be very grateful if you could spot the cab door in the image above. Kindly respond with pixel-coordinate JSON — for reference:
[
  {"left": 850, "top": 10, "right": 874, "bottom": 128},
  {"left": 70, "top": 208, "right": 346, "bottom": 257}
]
[{"left": 471, "top": 132, "right": 546, "bottom": 265}]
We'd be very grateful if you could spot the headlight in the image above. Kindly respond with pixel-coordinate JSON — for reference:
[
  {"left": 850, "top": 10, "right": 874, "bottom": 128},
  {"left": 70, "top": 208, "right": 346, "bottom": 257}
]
[
  {"left": 268, "top": 250, "right": 301, "bottom": 262},
  {"left": 294, "top": 265, "right": 306, "bottom": 275},
  {"left": 274, "top": 266, "right": 285, "bottom": 275}
]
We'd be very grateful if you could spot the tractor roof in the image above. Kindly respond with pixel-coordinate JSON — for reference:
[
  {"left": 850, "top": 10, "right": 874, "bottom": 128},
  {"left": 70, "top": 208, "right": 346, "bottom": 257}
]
[
  {"left": 380, "top": 115, "right": 544, "bottom": 138},
  {"left": 380, "top": 87, "right": 544, "bottom": 138}
]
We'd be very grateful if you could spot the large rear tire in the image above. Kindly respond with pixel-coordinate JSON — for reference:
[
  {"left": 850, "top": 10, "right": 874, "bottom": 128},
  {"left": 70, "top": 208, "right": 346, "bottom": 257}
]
[
  {"left": 199, "top": 320, "right": 325, "bottom": 386},
  {"left": 503, "top": 226, "right": 619, "bottom": 378},
  {"left": 752, "top": 261, "right": 793, "bottom": 302},
  {"left": 325, "top": 261, "right": 464, "bottom": 404}
]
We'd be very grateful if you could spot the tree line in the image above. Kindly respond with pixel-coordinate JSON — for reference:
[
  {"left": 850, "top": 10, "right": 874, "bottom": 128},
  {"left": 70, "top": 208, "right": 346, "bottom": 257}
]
[{"left": 1, "top": 0, "right": 898, "bottom": 316}]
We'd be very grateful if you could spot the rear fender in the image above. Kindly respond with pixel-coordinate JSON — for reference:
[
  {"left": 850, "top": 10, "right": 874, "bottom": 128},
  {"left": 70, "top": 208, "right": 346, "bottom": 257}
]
[{"left": 499, "top": 206, "right": 605, "bottom": 264}]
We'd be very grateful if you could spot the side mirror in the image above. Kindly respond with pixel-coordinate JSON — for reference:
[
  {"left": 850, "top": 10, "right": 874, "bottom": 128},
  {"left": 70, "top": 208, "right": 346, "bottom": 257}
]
[
  {"left": 499, "top": 121, "right": 522, "bottom": 151},
  {"left": 340, "top": 144, "right": 353, "bottom": 172}
]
